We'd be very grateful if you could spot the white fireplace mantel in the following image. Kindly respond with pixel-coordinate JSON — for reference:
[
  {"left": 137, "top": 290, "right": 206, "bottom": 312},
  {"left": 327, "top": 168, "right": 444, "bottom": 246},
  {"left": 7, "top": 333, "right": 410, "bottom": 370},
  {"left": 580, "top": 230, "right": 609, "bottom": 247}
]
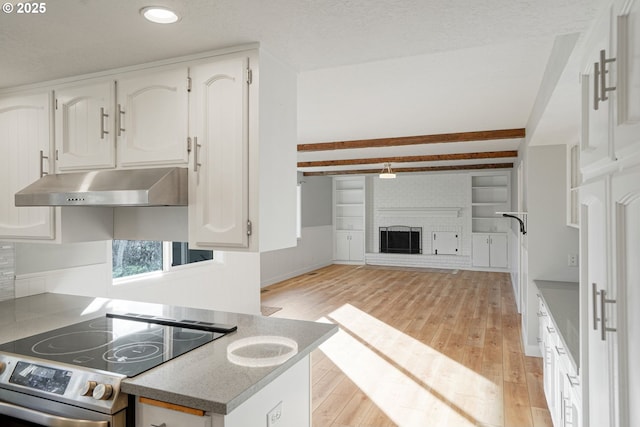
[{"left": 376, "top": 207, "right": 462, "bottom": 218}]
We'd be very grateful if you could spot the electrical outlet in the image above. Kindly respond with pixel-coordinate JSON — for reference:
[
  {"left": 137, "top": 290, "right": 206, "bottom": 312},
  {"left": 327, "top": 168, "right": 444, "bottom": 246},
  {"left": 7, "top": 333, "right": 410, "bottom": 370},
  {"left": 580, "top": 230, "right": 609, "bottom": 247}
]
[
  {"left": 568, "top": 253, "right": 578, "bottom": 267},
  {"left": 267, "top": 401, "right": 283, "bottom": 427}
]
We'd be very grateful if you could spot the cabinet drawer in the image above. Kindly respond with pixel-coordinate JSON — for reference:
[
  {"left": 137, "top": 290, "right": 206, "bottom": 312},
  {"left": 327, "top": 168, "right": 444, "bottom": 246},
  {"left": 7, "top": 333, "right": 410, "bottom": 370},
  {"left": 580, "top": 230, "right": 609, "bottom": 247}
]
[{"left": 136, "top": 398, "right": 212, "bottom": 427}]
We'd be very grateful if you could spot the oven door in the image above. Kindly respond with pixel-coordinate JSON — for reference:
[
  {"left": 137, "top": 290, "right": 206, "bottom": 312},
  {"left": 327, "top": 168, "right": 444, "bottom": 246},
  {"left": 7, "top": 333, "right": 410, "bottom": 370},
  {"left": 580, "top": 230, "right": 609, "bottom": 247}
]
[{"left": 0, "top": 390, "right": 124, "bottom": 427}]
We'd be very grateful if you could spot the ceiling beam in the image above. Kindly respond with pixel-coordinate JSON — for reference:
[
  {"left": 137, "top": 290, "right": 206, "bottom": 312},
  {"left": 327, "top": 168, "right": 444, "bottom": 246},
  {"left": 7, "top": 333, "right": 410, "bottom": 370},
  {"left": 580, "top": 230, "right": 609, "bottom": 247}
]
[
  {"left": 302, "top": 162, "right": 514, "bottom": 176},
  {"left": 298, "top": 128, "right": 525, "bottom": 152},
  {"left": 297, "top": 150, "right": 517, "bottom": 167}
]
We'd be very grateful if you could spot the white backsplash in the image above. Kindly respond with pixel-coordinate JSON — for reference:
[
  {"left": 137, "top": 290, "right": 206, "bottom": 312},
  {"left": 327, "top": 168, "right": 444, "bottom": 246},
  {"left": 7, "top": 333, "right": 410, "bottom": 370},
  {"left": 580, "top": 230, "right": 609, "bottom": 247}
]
[{"left": 0, "top": 242, "right": 15, "bottom": 301}]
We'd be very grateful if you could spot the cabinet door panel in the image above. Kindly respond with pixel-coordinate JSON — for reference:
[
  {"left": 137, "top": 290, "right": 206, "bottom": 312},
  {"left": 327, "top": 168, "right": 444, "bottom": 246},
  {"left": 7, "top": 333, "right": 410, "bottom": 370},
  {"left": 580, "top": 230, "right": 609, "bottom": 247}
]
[
  {"left": 581, "top": 181, "right": 614, "bottom": 427},
  {"left": 489, "top": 233, "right": 508, "bottom": 268},
  {"left": 348, "top": 231, "right": 364, "bottom": 261},
  {"left": 613, "top": 171, "right": 640, "bottom": 427},
  {"left": 189, "top": 56, "right": 249, "bottom": 248},
  {"left": 55, "top": 81, "right": 115, "bottom": 171},
  {"left": 335, "top": 231, "right": 350, "bottom": 261},
  {"left": 472, "top": 234, "right": 490, "bottom": 267},
  {"left": 117, "top": 68, "right": 189, "bottom": 167},
  {"left": 0, "top": 92, "right": 54, "bottom": 239},
  {"left": 581, "top": 6, "right": 614, "bottom": 173},
  {"left": 613, "top": 0, "right": 640, "bottom": 157}
]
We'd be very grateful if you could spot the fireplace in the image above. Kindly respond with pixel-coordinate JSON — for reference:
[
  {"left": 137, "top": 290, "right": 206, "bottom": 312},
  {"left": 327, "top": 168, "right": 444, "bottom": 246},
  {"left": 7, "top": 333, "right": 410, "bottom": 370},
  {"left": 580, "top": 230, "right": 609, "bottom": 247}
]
[{"left": 379, "top": 226, "right": 422, "bottom": 254}]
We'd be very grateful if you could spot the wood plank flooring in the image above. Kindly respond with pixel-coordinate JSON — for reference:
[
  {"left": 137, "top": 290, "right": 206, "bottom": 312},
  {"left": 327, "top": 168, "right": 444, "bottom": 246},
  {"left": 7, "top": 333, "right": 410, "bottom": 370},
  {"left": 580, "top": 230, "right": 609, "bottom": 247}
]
[{"left": 261, "top": 264, "right": 552, "bottom": 427}]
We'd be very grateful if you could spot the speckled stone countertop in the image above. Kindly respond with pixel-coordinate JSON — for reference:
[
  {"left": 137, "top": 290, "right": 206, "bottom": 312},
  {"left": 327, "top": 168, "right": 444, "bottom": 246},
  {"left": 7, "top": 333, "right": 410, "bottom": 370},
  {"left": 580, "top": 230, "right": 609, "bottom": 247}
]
[
  {"left": 0, "top": 293, "right": 338, "bottom": 415},
  {"left": 535, "top": 280, "right": 579, "bottom": 370}
]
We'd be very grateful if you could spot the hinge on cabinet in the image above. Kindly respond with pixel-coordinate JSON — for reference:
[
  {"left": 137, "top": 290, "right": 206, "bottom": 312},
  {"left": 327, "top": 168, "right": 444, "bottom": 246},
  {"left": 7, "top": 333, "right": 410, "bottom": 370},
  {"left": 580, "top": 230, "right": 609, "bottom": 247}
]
[
  {"left": 246, "top": 68, "right": 253, "bottom": 85},
  {"left": 247, "top": 220, "right": 252, "bottom": 236},
  {"left": 187, "top": 76, "right": 192, "bottom": 92},
  {"left": 187, "top": 137, "right": 192, "bottom": 153}
]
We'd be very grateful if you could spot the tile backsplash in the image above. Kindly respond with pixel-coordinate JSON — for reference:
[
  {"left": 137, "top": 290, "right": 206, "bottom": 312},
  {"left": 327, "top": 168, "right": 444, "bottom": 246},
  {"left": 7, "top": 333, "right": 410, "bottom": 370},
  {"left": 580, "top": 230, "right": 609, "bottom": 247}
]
[{"left": 0, "top": 243, "right": 15, "bottom": 301}]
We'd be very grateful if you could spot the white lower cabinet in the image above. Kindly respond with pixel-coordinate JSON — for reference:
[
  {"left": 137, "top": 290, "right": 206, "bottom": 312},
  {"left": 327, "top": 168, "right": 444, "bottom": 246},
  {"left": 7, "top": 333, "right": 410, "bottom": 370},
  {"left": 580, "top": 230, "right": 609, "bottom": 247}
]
[
  {"left": 335, "top": 230, "right": 364, "bottom": 263},
  {"left": 471, "top": 232, "right": 507, "bottom": 268},
  {"left": 137, "top": 400, "right": 212, "bottom": 427}
]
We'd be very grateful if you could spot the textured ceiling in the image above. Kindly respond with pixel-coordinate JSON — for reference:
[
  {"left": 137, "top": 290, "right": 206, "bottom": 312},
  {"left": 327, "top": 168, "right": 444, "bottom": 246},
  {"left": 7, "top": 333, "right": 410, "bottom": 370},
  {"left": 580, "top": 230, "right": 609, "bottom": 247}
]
[{"left": 0, "top": 0, "right": 601, "bottom": 89}]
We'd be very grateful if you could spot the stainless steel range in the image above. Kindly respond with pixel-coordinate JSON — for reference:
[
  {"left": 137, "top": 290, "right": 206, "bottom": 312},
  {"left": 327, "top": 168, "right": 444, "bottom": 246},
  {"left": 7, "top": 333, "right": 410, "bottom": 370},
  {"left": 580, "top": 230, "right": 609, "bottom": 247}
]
[{"left": 0, "top": 313, "right": 236, "bottom": 426}]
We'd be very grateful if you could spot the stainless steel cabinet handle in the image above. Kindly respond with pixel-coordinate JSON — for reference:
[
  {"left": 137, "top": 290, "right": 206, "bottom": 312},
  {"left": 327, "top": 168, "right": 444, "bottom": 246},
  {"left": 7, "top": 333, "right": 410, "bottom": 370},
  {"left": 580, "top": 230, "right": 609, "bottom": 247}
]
[
  {"left": 599, "top": 49, "right": 616, "bottom": 101},
  {"left": 592, "top": 282, "right": 600, "bottom": 330},
  {"left": 150, "top": 424, "right": 167, "bottom": 427},
  {"left": 594, "top": 61, "right": 600, "bottom": 110},
  {"left": 117, "top": 104, "right": 125, "bottom": 136},
  {"left": 39, "top": 150, "right": 48, "bottom": 177},
  {"left": 600, "top": 288, "right": 617, "bottom": 341},
  {"left": 100, "top": 107, "right": 109, "bottom": 139},
  {"left": 193, "top": 136, "right": 201, "bottom": 172}
]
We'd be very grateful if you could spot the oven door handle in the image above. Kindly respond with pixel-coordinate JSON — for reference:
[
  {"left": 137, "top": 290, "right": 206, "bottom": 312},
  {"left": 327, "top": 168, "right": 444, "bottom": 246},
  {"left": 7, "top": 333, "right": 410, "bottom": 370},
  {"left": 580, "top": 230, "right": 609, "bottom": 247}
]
[{"left": 0, "top": 400, "right": 109, "bottom": 427}]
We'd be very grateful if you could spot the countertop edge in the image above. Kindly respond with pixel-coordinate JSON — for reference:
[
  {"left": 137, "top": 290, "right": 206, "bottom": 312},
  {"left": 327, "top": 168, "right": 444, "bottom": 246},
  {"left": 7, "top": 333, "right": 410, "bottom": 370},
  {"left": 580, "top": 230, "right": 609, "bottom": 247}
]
[
  {"left": 121, "top": 324, "right": 339, "bottom": 415},
  {"left": 534, "top": 279, "right": 579, "bottom": 371}
]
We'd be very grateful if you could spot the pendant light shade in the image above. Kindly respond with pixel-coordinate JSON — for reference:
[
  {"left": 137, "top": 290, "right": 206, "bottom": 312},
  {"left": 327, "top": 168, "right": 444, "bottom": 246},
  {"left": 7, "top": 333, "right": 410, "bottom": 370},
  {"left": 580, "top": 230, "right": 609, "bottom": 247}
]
[{"left": 379, "top": 163, "right": 396, "bottom": 179}]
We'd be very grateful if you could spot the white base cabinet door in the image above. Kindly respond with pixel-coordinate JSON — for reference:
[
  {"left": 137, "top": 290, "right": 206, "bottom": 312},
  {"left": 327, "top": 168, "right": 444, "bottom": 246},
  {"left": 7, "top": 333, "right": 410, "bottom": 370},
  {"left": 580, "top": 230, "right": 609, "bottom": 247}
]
[
  {"left": 472, "top": 233, "right": 507, "bottom": 268},
  {"left": 0, "top": 92, "right": 54, "bottom": 240},
  {"left": 335, "top": 230, "right": 364, "bottom": 263}
]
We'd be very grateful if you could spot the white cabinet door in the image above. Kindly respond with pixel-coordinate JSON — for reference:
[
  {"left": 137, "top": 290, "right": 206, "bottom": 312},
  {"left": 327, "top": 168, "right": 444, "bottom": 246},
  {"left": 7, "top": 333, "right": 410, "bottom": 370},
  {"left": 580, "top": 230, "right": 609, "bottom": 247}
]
[
  {"left": 581, "top": 180, "right": 616, "bottom": 427},
  {"left": 0, "top": 92, "right": 54, "bottom": 240},
  {"left": 580, "top": 4, "right": 614, "bottom": 175},
  {"left": 189, "top": 55, "right": 250, "bottom": 249},
  {"left": 54, "top": 81, "right": 115, "bottom": 171},
  {"left": 489, "top": 233, "right": 508, "bottom": 268},
  {"left": 612, "top": 170, "right": 640, "bottom": 427},
  {"left": 612, "top": 0, "right": 640, "bottom": 158},
  {"left": 472, "top": 234, "right": 490, "bottom": 267},
  {"left": 116, "top": 67, "right": 189, "bottom": 168},
  {"left": 335, "top": 230, "right": 350, "bottom": 261},
  {"left": 348, "top": 231, "right": 364, "bottom": 262}
]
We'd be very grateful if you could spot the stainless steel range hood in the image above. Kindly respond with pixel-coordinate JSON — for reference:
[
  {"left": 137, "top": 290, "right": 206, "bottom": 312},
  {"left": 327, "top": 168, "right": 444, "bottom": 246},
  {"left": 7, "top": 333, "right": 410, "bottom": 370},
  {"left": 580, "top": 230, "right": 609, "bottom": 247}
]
[{"left": 15, "top": 167, "right": 188, "bottom": 207}]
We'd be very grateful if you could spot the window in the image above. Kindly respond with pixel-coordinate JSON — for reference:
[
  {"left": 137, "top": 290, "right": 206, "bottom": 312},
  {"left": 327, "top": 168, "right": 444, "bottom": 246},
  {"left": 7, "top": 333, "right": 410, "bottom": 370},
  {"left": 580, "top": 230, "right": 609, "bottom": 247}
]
[{"left": 112, "top": 240, "right": 213, "bottom": 279}]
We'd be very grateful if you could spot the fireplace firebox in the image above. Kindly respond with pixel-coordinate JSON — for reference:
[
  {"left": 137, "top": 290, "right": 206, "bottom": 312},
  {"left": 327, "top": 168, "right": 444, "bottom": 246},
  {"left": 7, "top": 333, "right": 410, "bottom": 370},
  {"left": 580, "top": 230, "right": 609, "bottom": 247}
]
[{"left": 379, "top": 226, "right": 422, "bottom": 254}]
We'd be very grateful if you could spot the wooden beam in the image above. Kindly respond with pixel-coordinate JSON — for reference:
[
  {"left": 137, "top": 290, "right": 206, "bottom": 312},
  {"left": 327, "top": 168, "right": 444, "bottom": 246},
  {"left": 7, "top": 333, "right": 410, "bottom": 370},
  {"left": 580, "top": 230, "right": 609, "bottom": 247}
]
[
  {"left": 297, "top": 150, "right": 517, "bottom": 168},
  {"left": 302, "top": 163, "right": 514, "bottom": 176},
  {"left": 297, "top": 128, "right": 525, "bottom": 152}
]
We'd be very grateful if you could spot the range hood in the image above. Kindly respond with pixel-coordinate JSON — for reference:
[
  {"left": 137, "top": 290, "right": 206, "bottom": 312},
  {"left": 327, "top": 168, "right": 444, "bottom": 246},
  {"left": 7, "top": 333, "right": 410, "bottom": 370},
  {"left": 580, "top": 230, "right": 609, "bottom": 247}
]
[{"left": 15, "top": 167, "right": 188, "bottom": 207}]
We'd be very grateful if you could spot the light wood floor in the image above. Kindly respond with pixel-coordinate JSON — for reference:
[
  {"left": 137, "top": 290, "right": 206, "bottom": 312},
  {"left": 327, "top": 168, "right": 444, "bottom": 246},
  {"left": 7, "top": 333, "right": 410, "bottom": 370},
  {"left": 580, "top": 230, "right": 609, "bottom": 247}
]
[{"left": 261, "top": 264, "right": 552, "bottom": 427}]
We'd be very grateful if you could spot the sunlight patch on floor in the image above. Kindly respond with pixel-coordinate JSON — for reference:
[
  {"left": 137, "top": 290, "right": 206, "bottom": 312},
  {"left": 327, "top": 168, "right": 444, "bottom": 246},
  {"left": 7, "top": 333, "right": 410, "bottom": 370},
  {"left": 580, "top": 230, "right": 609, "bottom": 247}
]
[{"left": 318, "top": 303, "right": 503, "bottom": 426}]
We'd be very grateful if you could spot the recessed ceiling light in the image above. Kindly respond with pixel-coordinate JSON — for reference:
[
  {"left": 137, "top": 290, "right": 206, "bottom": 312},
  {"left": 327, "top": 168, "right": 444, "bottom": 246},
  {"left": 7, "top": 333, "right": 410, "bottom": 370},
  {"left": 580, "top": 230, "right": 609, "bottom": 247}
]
[{"left": 141, "top": 6, "right": 180, "bottom": 24}]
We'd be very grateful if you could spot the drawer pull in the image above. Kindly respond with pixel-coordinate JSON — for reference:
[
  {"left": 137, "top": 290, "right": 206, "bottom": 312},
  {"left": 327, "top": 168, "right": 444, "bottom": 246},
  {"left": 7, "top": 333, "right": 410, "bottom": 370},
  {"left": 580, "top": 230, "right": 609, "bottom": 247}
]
[
  {"left": 555, "top": 345, "right": 566, "bottom": 356},
  {"left": 566, "top": 373, "right": 580, "bottom": 387}
]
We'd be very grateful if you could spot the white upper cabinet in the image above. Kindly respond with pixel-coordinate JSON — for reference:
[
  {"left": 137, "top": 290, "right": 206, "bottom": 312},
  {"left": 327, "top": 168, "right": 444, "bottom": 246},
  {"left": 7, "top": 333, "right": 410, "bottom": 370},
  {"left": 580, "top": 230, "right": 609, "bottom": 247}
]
[
  {"left": 611, "top": 0, "right": 640, "bottom": 161},
  {"left": 0, "top": 92, "right": 54, "bottom": 239},
  {"left": 116, "top": 67, "right": 190, "bottom": 168},
  {"left": 580, "top": 4, "right": 614, "bottom": 176},
  {"left": 188, "top": 55, "right": 250, "bottom": 249},
  {"left": 54, "top": 81, "right": 116, "bottom": 171}
]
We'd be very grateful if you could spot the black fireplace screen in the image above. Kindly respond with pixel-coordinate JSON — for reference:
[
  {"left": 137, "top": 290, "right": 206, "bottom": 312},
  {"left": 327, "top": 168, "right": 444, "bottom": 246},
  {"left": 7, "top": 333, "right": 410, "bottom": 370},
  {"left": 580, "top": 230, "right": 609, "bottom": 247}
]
[{"left": 379, "top": 226, "right": 422, "bottom": 254}]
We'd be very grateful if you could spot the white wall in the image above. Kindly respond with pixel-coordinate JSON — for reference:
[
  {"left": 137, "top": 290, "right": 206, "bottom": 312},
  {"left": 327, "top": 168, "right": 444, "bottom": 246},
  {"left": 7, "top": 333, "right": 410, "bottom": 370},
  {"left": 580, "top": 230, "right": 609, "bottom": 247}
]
[
  {"left": 260, "top": 225, "right": 333, "bottom": 287},
  {"left": 13, "top": 241, "right": 262, "bottom": 315},
  {"left": 0, "top": 243, "right": 14, "bottom": 301},
  {"left": 523, "top": 144, "right": 579, "bottom": 354}
]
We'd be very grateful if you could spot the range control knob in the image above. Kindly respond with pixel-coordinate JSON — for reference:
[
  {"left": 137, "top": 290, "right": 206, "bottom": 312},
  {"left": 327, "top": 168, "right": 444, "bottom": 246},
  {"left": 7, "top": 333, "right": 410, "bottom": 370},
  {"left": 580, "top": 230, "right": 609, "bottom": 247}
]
[
  {"left": 93, "top": 383, "right": 114, "bottom": 401},
  {"left": 0, "top": 361, "right": 5, "bottom": 374},
  {"left": 80, "top": 381, "right": 97, "bottom": 397}
]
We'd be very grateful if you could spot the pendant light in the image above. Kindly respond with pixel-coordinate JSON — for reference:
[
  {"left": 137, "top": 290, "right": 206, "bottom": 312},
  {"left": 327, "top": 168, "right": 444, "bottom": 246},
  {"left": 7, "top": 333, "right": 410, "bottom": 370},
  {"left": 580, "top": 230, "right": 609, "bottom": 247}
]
[{"left": 379, "top": 163, "right": 396, "bottom": 179}]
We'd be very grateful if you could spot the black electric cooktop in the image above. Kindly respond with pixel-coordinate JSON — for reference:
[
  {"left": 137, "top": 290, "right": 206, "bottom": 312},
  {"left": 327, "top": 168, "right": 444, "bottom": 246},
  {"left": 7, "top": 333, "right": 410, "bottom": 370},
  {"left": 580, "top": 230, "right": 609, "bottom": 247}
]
[{"left": 0, "top": 314, "right": 234, "bottom": 377}]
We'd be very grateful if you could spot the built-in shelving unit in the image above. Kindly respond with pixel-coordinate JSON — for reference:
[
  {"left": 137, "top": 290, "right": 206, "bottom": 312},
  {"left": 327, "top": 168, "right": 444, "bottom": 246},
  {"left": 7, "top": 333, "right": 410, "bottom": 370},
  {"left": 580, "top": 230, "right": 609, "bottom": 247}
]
[
  {"left": 471, "top": 173, "right": 511, "bottom": 233},
  {"left": 333, "top": 176, "right": 365, "bottom": 263}
]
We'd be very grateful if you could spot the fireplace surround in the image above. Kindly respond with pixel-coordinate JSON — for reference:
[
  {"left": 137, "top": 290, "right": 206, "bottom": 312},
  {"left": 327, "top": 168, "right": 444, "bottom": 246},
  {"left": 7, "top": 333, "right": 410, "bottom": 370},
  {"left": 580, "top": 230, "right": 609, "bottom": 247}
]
[{"left": 379, "top": 226, "right": 422, "bottom": 254}]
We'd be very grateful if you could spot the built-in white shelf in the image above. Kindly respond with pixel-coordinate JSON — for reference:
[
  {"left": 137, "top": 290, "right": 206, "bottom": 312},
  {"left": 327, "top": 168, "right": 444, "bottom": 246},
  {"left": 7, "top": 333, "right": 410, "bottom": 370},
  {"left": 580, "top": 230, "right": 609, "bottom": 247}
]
[{"left": 376, "top": 207, "right": 462, "bottom": 218}]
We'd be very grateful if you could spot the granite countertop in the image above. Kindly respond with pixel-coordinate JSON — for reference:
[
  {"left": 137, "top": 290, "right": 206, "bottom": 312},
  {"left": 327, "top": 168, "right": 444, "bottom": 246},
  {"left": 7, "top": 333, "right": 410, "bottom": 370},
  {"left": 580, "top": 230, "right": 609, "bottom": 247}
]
[
  {"left": 0, "top": 293, "right": 338, "bottom": 415},
  {"left": 535, "top": 280, "right": 579, "bottom": 371}
]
